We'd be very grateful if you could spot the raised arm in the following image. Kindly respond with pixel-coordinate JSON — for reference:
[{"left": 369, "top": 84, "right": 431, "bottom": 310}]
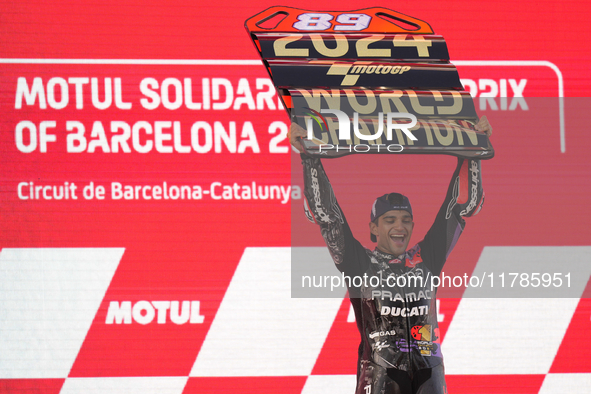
[
  {"left": 419, "top": 117, "right": 491, "bottom": 275},
  {"left": 290, "top": 123, "right": 365, "bottom": 270}
]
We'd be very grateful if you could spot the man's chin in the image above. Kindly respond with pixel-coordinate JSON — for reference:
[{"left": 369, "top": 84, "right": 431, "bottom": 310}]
[
  {"left": 390, "top": 242, "right": 408, "bottom": 256},
  {"left": 384, "top": 245, "right": 406, "bottom": 257},
  {"left": 377, "top": 240, "right": 408, "bottom": 256}
]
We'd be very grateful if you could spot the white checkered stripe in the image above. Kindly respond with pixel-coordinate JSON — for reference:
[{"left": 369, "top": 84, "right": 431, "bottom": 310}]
[{"left": 0, "top": 247, "right": 590, "bottom": 393}]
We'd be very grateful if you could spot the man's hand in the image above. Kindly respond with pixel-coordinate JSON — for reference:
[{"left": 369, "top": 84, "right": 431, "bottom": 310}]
[
  {"left": 475, "top": 115, "right": 493, "bottom": 137},
  {"left": 288, "top": 122, "right": 307, "bottom": 152}
]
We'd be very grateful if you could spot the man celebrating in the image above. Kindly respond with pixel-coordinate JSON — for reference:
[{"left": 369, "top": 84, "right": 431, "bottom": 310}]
[{"left": 290, "top": 118, "right": 492, "bottom": 394}]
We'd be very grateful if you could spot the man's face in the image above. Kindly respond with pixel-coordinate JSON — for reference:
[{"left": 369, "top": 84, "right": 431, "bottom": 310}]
[{"left": 370, "top": 210, "right": 414, "bottom": 256}]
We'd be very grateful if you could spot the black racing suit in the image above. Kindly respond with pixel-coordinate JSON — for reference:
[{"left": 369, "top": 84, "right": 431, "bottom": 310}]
[{"left": 301, "top": 155, "right": 484, "bottom": 394}]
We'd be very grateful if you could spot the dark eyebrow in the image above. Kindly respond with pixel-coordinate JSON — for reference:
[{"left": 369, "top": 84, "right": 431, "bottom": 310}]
[{"left": 382, "top": 213, "right": 412, "bottom": 220}]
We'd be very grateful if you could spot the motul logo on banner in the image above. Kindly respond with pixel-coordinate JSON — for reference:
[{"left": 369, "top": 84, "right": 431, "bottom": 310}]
[{"left": 105, "top": 300, "right": 205, "bottom": 325}]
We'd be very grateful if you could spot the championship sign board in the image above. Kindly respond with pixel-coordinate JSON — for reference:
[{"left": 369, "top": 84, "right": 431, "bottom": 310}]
[{"left": 245, "top": 7, "right": 494, "bottom": 159}]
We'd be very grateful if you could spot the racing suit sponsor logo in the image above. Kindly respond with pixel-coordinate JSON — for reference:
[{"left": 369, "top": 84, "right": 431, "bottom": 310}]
[
  {"left": 373, "top": 340, "right": 391, "bottom": 351},
  {"left": 369, "top": 330, "right": 396, "bottom": 339},
  {"left": 310, "top": 168, "right": 331, "bottom": 223},
  {"left": 303, "top": 198, "right": 316, "bottom": 224},
  {"left": 381, "top": 305, "right": 429, "bottom": 317},
  {"left": 460, "top": 160, "right": 480, "bottom": 216},
  {"left": 416, "top": 342, "right": 438, "bottom": 356},
  {"left": 445, "top": 176, "right": 460, "bottom": 219},
  {"left": 411, "top": 325, "right": 440, "bottom": 356},
  {"left": 411, "top": 324, "right": 432, "bottom": 341},
  {"left": 372, "top": 290, "right": 432, "bottom": 302},
  {"left": 403, "top": 290, "right": 432, "bottom": 302},
  {"left": 405, "top": 246, "right": 423, "bottom": 268},
  {"left": 393, "top": 338, "right": 437, "bottom": 355}
]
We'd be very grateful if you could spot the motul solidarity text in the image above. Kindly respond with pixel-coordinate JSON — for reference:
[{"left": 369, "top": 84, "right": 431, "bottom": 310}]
[{"left": 12, "top": 76, "right": 290, "bottom": 154}]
